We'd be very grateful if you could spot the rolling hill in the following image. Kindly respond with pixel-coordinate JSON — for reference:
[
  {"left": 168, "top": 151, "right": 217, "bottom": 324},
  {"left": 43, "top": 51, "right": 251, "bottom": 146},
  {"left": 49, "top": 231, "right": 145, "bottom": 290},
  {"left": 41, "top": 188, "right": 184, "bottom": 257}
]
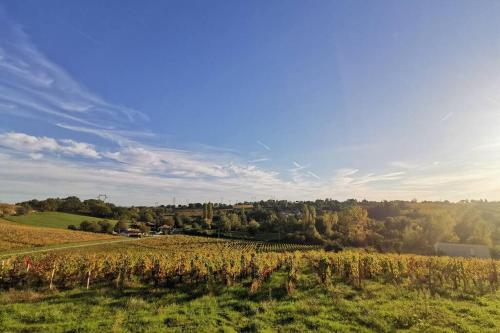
[{"left": 4, "top": 211, "right": 116, "bottom": 230}]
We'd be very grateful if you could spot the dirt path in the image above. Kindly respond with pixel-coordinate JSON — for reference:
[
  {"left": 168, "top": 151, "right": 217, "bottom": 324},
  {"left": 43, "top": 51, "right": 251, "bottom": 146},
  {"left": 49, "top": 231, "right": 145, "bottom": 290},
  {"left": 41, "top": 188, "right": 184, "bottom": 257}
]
[{"left": 0, "top": 237, "right": 146, "bottom": 258}]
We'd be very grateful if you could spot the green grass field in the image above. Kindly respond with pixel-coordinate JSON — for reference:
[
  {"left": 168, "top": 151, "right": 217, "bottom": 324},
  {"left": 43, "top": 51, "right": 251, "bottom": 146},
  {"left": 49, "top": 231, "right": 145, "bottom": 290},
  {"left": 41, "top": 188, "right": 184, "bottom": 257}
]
[
  {"left": 1, "top": 229, "right": 499, "bottom": 332},
  {"left": 4, "top": 211, "right": 115, "bottom": 229},
  {"left": 1, "top": 270, "right": 499, "bottom": 332}
]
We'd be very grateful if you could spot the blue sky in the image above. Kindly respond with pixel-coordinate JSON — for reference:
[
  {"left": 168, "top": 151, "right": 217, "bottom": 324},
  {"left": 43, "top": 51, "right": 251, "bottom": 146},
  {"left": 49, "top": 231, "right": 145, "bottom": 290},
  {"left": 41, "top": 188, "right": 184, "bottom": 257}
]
[{"left": 1, "top": 0, "right": 500, "bottom": 205}]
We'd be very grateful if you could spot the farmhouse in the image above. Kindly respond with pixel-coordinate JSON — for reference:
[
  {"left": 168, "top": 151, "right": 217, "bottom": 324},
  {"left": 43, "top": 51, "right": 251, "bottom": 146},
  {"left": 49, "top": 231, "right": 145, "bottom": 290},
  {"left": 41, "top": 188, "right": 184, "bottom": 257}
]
[
  {"left": 120, "top": 228, "right": 143, "bottom": 237},
  {"left": 434, "top": 242, "right": 491, "bottom": 259}
]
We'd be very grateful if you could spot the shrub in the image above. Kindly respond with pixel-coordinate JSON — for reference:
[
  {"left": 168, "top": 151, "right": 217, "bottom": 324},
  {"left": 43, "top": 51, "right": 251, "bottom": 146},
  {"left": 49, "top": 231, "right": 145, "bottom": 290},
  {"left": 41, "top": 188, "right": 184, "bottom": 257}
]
[
  {"left": 80, "top": 220, "right": 101, "bottom": 233},
  {"left": 114, "top": 219, "right": 129, "bottom": 233},
  {"left": 138, "top": 223, "right": 150, "bottom": 234},
  {"left": 15, "top": 206, "right": 29, "bottom": 216},
  {"left": 98, "top": 220, "right": 114, "bottom": 233},
  {"left": 247, "top": 220, "right": 260, "bottom": 235}
]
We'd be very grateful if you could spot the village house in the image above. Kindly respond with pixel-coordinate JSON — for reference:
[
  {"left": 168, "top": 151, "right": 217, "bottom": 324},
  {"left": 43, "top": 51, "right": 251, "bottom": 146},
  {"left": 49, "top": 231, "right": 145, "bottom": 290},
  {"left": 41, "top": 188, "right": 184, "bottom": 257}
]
[{"left": 120, "top": 228, "right": 143, "bottom": 238}]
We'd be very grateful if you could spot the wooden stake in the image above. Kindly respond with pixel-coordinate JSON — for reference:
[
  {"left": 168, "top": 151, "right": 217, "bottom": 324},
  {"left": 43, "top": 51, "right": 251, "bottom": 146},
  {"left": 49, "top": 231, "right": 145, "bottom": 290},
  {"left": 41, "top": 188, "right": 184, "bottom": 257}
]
[
  {"left": 87, "top": 270, "right": 91, "bottom": 290},
  {"left": 49, "top": 264, "right": 56, "bottom": 290}
]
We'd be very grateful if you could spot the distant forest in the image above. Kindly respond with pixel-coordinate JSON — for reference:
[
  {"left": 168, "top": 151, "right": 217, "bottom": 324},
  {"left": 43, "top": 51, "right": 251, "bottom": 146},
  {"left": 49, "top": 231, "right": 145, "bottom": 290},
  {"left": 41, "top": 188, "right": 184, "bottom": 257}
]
[{"left": 12, "top": 197, "right": 500, "bottom": 257}]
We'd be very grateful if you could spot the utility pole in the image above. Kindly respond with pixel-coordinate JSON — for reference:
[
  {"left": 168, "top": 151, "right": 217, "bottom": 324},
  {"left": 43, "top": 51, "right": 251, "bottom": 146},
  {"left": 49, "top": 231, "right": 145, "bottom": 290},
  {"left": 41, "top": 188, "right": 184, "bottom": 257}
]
[{"left": 97, "top": 194, "right": 108, "bottom": 202}]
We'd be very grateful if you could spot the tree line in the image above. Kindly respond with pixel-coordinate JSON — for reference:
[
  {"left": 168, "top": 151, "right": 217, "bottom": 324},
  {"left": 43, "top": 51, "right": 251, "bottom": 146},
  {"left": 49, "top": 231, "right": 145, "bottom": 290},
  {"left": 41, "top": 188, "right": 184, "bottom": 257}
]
[{"left": 14, "top": 197, "right": 500, "bottom": 256}]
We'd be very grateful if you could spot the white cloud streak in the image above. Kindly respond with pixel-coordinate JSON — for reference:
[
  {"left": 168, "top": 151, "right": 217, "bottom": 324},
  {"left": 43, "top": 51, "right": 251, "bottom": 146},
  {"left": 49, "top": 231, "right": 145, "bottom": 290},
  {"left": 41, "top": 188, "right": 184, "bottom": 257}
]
[
  {"left": 257, "top": 140, "right": 271, "bottom": 151},
  {"left": 1, "top": 9, "right": 500, "bottom": 204},
  {"left": 440, "top": 112, "right": 454, "bottom": 122},
  {"left": 248, "top": 158, "right": 269, "bottom": 163},
  {"left": 307, "top": 171, "right": 321, "bottom": 179},
  {"left": 55, "top": 123, "right": 155, "bottom": 146},
  {"left": 0, "top": 132, "right": 101, "bottom": 159},
  {"left": 0, "top": 12, "right": 148, "bottom": 130}
]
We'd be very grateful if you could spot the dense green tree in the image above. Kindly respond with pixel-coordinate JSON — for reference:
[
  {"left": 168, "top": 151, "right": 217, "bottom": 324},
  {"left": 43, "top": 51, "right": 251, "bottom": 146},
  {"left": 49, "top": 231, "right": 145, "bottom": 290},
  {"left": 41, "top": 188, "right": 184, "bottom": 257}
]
[
  {"left": 59, "top": 196, "right": 82, "bottom": 213},
  {"left": 402, "top": 221, "right": 426, "bottom": 252},
  {"left": 140, "top": 208, "right": 155, "bottom": 223},
  {"left": 202, "top": 203, "right": 208, "bottom": 220},
  {"left": 138, "top": 223, "right": 151, "bottom": 234},
  {"left": 162, "top": 216, "right": 175, "bottom": 227},
  {"left": 247, "top": 219, "right": 260, "bottom": 235},
  {"left": 80, "top": 220, "right": 101, "bottom": 233},
  {"left": 229, "top": 213, "right": 241, "bottom": 230},
  {"left": 208, "top": 202, "right": 214, "bottom": 220},
  {"left": 338, "top": 206, "right": 369, "bottom": 246},
  {"left": 114, "top": 218, "right": 129, "bottom": 233},
  {"left": 202, "top": 202, "right": 214, "bottom": 229},
  {"left": 174, "top": 213, "right": 184, "bottom": 228},
  {"left": 316, "top": 211, "right": 338, "bottom": 238},
  {"left": 455, "top": 209, "right": 492, "bottom": 246},
  {"left": 215, "top": 211, "right": 231, "bottom": 232},
  {"left": 41, "top": 198, "right": 59, "bottom": 211},
  {"left": 83, "top": 199, "right": 113, "bottom": 218},
  {"left": 98, "top": 220, "right": 114, "bottom": 233},
  {"left": 240, "top": 208, "right": 248, "bottom": 226}
]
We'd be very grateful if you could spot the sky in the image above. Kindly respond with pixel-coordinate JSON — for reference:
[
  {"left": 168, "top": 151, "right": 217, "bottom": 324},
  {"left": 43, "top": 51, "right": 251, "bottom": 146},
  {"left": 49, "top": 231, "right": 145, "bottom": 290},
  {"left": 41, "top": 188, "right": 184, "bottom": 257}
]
[{"left": 1, "top": 0, "right": 500, "bottom": 205}]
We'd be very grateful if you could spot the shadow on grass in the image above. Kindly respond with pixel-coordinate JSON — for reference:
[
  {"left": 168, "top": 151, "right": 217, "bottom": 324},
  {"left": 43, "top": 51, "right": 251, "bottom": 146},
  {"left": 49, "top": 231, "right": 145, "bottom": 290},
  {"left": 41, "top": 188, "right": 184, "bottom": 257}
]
[{"left": 3, "top": 270, "right": 296, "bottom": 315}]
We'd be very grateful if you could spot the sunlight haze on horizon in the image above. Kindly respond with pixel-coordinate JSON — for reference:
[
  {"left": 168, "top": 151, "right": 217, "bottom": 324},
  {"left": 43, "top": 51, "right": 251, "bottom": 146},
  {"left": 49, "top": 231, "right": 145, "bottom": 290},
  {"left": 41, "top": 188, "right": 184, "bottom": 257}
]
[{"left": 1, "top": 0, "right": 500, "bottom": 205}]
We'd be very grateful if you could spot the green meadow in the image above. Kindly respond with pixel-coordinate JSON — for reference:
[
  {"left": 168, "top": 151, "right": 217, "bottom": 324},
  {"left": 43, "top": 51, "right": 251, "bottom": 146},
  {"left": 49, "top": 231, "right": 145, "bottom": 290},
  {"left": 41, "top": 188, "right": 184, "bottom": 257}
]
[
  {"left": 4, "top": 212, "right": 115, "bottom": 230},
  {"left": 1, "top": 269, "right": 499, "bottom": 333}
]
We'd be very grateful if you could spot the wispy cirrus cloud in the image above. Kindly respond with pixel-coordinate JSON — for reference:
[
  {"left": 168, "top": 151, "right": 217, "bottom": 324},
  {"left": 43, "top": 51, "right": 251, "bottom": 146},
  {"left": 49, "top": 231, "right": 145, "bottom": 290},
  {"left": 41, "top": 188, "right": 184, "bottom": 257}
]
[
  {"left": 103, "top": 146, "right": 230, "bottom": 178},
  {"left": 289, "top": 161, "right": 322, "bottom": 183},
  {"left": 0, "top": 137, "right": 292, "bottom": 205},
  {"left": 55, "top": 123, "right": 156, "bottom": 146},
  {"left": 0, "top": 12, "right": 298, "bottom": 203},
  {"left": 440, "top": 112, "right": 454, "bottom": 122},
  {"left": 0, "top": 152, "right": 288, "bottom": 205},
  {"left": 2, "top": 7, "right": 500, "bottom": 205},
  {"left": 307, "top": 171, "right": 321, "bottom": 180},
  {"left": 0, "top": 11, "right": 147, "bottom": 131},
  {"left": 248, "top": 158, "right": 269, "bottom": 163},
  {"left": 257, "top": 140, "right": 271, "bottom": 151},
  {"left": 0, "top": 128, "right": 287, "bottom": 187},
  {"left": 2, "top": 130, "right": 500, "bottom": 204},
  {"left": 292, "top": 161, "right": 305, "bottom": 170},
  {"left": 389, "top": 161, "right": 419, "bottom": 170}
]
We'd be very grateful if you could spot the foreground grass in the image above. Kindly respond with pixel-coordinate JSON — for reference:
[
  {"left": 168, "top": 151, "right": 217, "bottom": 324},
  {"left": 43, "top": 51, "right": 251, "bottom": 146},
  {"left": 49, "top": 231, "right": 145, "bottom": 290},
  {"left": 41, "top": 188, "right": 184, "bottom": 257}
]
[
  {"left": 4, "top": 211, "right": 115, "bottom": 229},
  {"left": 1, "top": 270, "right": 499, "bottom": 333}
]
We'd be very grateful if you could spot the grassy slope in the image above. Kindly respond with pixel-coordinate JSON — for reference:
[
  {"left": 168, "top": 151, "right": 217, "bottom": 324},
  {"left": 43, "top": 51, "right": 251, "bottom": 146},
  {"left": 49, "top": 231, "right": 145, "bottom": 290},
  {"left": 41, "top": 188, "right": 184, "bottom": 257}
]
[
  {"left": 0, "top": 270, "right": 499, "bottom": 333},
  {"left": 4, "top": 211, "right": 115, "bottom": 229}
]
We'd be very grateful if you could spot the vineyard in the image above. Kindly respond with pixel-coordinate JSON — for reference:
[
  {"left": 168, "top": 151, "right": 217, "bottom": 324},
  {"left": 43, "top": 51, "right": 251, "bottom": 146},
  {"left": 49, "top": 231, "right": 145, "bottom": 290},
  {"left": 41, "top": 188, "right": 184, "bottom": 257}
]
[
  {"left": 0, "top": 218, "right": 116, "bottom": 252},
  {"left": 1, "top": 235, "right": 498, "bottom": 296}
]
